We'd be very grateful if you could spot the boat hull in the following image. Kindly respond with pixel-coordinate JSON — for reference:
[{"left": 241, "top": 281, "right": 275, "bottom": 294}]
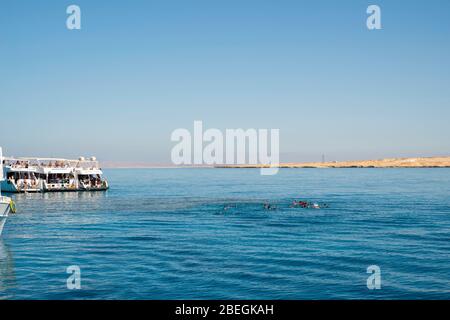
[
  {"left": 45, "top": 186, "right": 109, "bottom": 192},
  {"left": 0, "top": 180, "right": 19, "bottom": 193},
  {"left": 0, "top": 180, "right": 109, "bottom": 193},
  {"left": 0, "top": 200, "right": 11, "bottom": 236}
]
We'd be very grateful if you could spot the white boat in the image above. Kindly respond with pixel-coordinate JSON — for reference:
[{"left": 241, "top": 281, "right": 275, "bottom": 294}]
[
  {"left": 0, "top": 148, "right": 13, "bottom": 236},
  {"left": 1, "top": 155, "right": 109, "bottom": 193},
  {"left": 0, "top": 197, "right": 11, "bottom": 236}
]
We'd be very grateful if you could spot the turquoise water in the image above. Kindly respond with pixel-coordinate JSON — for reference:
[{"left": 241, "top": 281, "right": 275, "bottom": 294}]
[{"left": 1, "top": 168, "right": 450, "bottom": 299}]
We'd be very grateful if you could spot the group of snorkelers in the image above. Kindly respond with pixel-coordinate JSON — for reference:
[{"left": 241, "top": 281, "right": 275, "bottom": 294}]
[
  {"left": 262, "top": 200, "right": 328, "bottom": 211},
  {"left": 290, "top": 200, "right": 329, "bottom": 209},
  {"left": 221, "top": 200, "right": 329, "bottom": 213}
]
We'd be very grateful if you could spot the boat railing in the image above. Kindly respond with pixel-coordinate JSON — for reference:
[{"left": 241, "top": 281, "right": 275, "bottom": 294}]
[
  {"left": 44, "top": 180, "right": 77, "bottom": 190},
  {"left": 5, "top": 162, "right": 97, "bottom": 171},
  {"left": 6, "top": 163, "right": 33, "bottom": 169},
  {"left": 5, "top": 159, "right": 101, "bottom": 171}
]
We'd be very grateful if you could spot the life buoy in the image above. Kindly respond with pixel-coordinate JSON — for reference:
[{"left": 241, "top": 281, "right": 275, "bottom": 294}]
[{"left": 9, "top": 200, "right": 16, "bottom": 214}]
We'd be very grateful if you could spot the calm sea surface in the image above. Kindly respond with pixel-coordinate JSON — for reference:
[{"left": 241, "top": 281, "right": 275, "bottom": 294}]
[{"left": 1, "top": 168, "right": 450, "bottom": 299}]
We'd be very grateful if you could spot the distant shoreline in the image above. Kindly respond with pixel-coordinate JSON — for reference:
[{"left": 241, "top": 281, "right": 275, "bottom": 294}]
[
  {"left": 215, "top": 156, "right": 450, "bottom": 169},
  {"left": 101, "top": 156, "right": 450, "bottom": 169}
]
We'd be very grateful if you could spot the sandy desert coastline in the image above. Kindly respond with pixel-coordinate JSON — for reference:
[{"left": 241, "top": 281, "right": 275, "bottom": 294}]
[
  {"left": 214, "top": 156, "right": 450, "bottom": 169},
  {"left": 101, "top": 157, "right": 450, "bottom": 169}
]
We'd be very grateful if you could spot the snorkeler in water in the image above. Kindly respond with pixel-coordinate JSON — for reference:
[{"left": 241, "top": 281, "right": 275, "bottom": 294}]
[
  {"left": 223, "top": 204, "right": 238, "bottom": 211},
  {"left": 292, "top": 200, "right": 308, "bottom": 208},
  {"left": 292, "top": 200, "right": 329, "bottom": 209},
  {"left": 263, "top": 203, "right": 277, "bottom": 211}
]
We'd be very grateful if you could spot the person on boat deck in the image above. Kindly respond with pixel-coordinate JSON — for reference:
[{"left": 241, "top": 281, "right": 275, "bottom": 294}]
[{"left": 91, "top": 175, "right": 100, "bottom": 187}]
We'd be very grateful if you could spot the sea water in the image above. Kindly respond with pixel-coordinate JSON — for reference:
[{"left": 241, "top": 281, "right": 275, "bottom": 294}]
[{"left": 1, "top": 168, "right": 450, "bottom": 299}]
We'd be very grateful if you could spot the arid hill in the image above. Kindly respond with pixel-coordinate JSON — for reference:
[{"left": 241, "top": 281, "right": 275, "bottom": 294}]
[{"left": 215, "top": 156, "right": 450, "bottom": 168}]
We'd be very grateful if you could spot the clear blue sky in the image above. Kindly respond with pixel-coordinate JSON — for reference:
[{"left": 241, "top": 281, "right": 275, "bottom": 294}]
[{"left": 1, "top": 0, "right": 449, "bottom": 163}]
